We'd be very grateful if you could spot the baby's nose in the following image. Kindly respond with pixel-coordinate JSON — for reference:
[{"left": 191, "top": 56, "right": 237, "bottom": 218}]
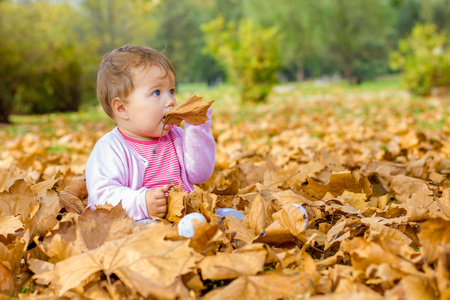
[{"left": 165, "top": 96, "right": 175, "bottom": 107}]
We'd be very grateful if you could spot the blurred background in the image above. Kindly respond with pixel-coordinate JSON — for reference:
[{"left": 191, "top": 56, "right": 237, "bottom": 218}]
[{"left": 1, "top": 0, "right": 449, "bottom": 123}]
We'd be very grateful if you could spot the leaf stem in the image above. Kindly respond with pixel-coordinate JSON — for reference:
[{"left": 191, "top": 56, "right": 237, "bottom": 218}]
[{"left": 153, "top": 125, "right": 165, "bottom": 153}]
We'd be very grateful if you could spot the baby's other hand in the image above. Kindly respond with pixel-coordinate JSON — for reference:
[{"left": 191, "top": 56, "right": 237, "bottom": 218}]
[{"left": 145, "top": 185, "right": 169, "bottom": 218}]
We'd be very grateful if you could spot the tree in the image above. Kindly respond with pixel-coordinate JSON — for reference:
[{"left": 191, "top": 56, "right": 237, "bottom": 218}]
[
  {"left": 0, "top": 0, "right": 86, "bottom": 122},
  {"left": 202, "top": 16, "right": 280, "bottom": 102},
  {"left": 243, "top": 0, "right": 325, "bottom": 81},
  {"left": 321, "top": 0, "right": 396, "bottom": 83},
  {"left": 419, "top": 0, "right": 450, "bottom": 34},
  {"left": 81, "top": 0, "right": 152, "bottom": 55}
]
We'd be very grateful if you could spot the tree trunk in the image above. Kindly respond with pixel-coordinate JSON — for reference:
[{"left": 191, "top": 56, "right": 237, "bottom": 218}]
[
  {"left": 344, "top": 60, "right": 353, "bottom": 84},
  {"left": 0, "top": 96, "right": 11, "bottom": 124},
  {"left": 296, "top": 59, "right": 305, "bottom": 82}
]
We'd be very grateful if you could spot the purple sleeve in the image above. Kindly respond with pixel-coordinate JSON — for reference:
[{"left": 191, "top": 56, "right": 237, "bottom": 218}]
[{"left": 181, "top": 108, "right": 216, "bottom": 184}]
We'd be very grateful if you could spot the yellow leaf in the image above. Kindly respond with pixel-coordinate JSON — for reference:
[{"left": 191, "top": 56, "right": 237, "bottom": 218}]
[
  {"left": 0, "top": 239, "right": 26, "bottom": 293},
  {"left": 166, "top": 185, "right": 186, "bottom": 222},
  {"left": 272, "top": 203, "right": 307, "bottom": 241},
  {"left": 0, "top": 216, "right": 23, "bottom": 238},
  {"left": 339, "top": 190, "right": 367, "bottom": 210},
  {"left": 198, "top": 244, "right": 267, "bottom": 280},
  {"left": 418, "top": 218, "right": 450, "bottom": 264},
  {"left": 246, "top": 194, "right": 267, "bottom": 235},
  {"left": 33, "top": 223, "right": 202, "bottom": 296},
  {"left": 224, "top": 216, "right": 255, "bottom": 244}
]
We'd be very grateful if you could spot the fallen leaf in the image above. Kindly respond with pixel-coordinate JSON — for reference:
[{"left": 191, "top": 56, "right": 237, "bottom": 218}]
[
  {"left": 198, "top": 243, "right": 268, "bottom": 280},
  {"left": 76, "top": 204, "right": 134, "bottom": 250},
  {"left": 303, "top": 171, "right": 372, "bottom": 200},
  {"left": 0, "top": 238, "right": 25, "bottom": 294},
  {"left": 188, "top": 221, "right": 228, "bottom": 255},
  {"left": 418, "top": 218, "right": 450, "bottom": 264},
  {"left": 33, "top": 223, "right": 202, "bottom": 295},
  {"left": 272, "top": 203, "right": 307, "bottom": 241},
  {"left": 245, "top": 194, "right": 268, "bottom": 235},
  {"left": 0, "top": 216, "right": 23, "bottom": 238},
  {"left": 224, "top": 216, "right": 255, "bottom": 244},
  {"left": 203, "top": 271, "right": 317, "bottom": 300},
  {"left": 165, "top": 184, "right": 187, "bottom": 222},
  {"left": 0, "top": 179, "right": 37, "bottom": 220}
]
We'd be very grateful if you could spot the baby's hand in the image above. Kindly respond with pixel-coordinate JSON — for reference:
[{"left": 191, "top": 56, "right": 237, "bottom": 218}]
[{"left": 145, "top": 185, "right": 169, "bottom": 218}]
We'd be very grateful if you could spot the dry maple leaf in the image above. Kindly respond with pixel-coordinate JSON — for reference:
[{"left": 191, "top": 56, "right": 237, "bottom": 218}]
[
  {"left": 33, "top": 223, "right": 202, "bottom": 296},
  {"left": 166, "top": 184, "right": 187, "bottom": 223},
  {"left": 164, "top": 94, "right": 214, "bottom": 126},
  {"left": 245, "top": 194, "right": 268, "bottom": 235},
  {"left": 198, "top": 243, "right": 268, "bottom": 280},
  {"left": 0, "top": 238, "right": 25, "bottom": 293}
]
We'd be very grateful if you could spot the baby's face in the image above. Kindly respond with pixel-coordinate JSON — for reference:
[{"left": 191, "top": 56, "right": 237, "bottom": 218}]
[{"left": 120, "top": 65, "right": 177, "bottom": 141}]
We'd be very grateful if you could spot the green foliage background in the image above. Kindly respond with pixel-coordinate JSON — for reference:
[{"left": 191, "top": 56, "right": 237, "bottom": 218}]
[
  {"left": 202, "top": 16, "right": 280, "bottom": 102},
  {"left": 390, "top": 23, "right": 450, "bottom": 95},
  {"left": 0, "top": 0, "right": 450, "bottom": 122}
]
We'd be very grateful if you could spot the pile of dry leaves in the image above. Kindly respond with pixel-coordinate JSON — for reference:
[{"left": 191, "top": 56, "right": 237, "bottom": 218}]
[{"left": 0, "top": 91, "right": 449, "bottom": 299}]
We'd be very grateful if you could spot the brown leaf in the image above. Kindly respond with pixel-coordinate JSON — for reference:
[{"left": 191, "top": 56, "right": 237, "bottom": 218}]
[
  {"left": 27, "top": 258, "right": 55, "bottom": 285},
  {"left": 203, "top": 271, "right": 318, "bottom": 300},
  {"left": 224, "top": 216, "right": 255, "bottom": 244},
  {"left": 245, "top": 194, "right": 268, "bottom": 235},
  {"left": 339, "top": 191, "right": 368, "bottom": 210},
  {"left": 387, "top": 275, "right": 438, "bottom": 300},
  {"left": 198, "top": 243, "right": 267, "bottom": 280},
  {"left": 30, "top": 178, "right": 59, "bottom": 196},
  {"left": 341, "top": 236, "right": 422, "bottom": 285},
  {"left": 33, "top": 223, "right": 202, "bottom": 296},
  {"left": 166, "top": 184, "right": 187, "bottom": 222},
  {"left": 76, "top": 204, "right": 134, "bottom": 250},
  {"left": 272, "top": 203, "right": 307, "bottom": 242},
  {"left": 0, "top": 162, "right": 27, "bottom": 193},
  {"left": 252, "top": 220, "right": 295, "bottom": 246},
  {"left": 188, "top": 221, "right": 228, "bottom": 255},
  {"left": 437, "top": 187, "right": 450, "bottom": 219},
  {"left": 115, "top": 272, "right": 191, "bottom": 299},
  {"left": 164, "top": 94, "right": 214, "bottom": 126},
  {"left": 30, "top": 190, "right": 62, "bottom": 238},
  {"left": 418, "top": 218, "right": 450, "bottom": 264},
  {"left": 273, "top": 189, "right": 309, "bottom": 206},
  {"left": 0, "top": 216, "right": 23, "bottom": 238},
  {"left": 0, "top": 179, "right": 37, "bottom": 220},
  {"left": 0, "top": 238, "right": 25, "bottom": 294},
  {"left": 303, "top": 171, "right": 372, "bottom": 200},
  {"left": 58, "top": 190, "right": 85, "bottom": 214},
  {"left": 36, "top": 231, "right": 82, "bottom": 263}
]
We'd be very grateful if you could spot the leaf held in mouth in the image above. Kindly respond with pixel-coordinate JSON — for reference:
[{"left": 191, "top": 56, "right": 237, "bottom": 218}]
[{"left": 164, "top": 94, "right": 214, "bottom": 127}]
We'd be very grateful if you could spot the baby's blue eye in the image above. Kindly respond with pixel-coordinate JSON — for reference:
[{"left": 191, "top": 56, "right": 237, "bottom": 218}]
[
  {"left": 152, "top": 90, "right": 160, "bottom": 96},
  {"left": 169, "top": 89, "right": 175, "bottom": 95}
]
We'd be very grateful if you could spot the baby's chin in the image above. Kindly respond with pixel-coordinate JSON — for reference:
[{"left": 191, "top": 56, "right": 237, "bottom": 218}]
[{"left": 148, "top": 125, "right": 173, "bottom": 140}]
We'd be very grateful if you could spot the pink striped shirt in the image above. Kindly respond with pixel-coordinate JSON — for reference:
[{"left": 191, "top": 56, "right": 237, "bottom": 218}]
[{"left": 121, "top": 132, "right": 189, "bottom": 192}]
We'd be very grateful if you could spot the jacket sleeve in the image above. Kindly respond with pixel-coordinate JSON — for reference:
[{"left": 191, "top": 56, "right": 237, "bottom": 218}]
[
  {"left": 85, "top": 140, "right": 149, "bottom": 221},
  {"left": 181, "top": 108, "right": 216, "bottom": 184}
]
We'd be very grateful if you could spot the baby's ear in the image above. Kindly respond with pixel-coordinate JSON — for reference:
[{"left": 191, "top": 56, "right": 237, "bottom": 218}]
[{"left": 111, "top": 97, "right": 128, "bottom": 120}]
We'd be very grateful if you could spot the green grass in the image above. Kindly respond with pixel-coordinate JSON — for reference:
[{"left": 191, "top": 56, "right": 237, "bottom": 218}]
[
  {"left": 4, "top": 74, "right": 447, "bottom": 139},
  {"left": 275, "top": 74, "right": 402, "bottom": 96},
  {"left": 5, "top": 108, "right": 114, "bottom": 137}
]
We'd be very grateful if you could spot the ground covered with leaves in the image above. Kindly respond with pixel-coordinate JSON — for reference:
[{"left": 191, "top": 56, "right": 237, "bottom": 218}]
[{"left": 1, "top": 87, "right": 450, "bottom": 299}]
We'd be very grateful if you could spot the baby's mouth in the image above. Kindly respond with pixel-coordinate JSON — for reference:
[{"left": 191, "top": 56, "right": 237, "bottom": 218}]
[{"left": 162, "top": 116, "right": 174, "bottom": 130}]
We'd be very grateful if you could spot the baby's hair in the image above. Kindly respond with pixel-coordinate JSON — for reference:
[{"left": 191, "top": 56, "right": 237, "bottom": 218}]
[{"left": 97, "top": 45, "right": 175, "bottom": 118}]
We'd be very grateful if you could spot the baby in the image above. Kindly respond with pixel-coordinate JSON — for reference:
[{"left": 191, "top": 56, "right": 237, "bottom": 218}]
[
  {"left": 85, "top": 45, "right": 306, "bottom": 238},
  {"left": 85, "top": 45, "right": 226, "bottom": 235}
]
